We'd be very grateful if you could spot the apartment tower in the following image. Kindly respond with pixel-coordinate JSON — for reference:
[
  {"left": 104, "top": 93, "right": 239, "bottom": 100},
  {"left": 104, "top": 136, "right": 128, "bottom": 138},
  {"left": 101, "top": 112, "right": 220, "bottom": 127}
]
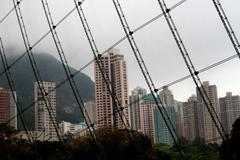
[
  {"left": 159, "top": 86, "right": 174, "bottom": 106},
  {"left": 0, "top": 88, "right": 17, "bottom": 129},
  {"left": 220, "top": 92, "right": 240, "bottom": 134},
  {"left": 95, "top": 48, "right": 129, "bottom": 129},
  {"left": 140, "top": 94, "right": 155, "bottom": 142},
  {"left": 196, "top": 81, "right": 220, "bottom": 143},
  {"left": 34, "top": 81, "right": 58, "bottom": 141},
  {"left": 129, "top": 87, "right": 147, "bottom": 131},
  {"left": 183, "top": 95, "right": 199, "bottom": 141},
  {"left": 154, "top": 105, "right": 176, "bottom": 145}
]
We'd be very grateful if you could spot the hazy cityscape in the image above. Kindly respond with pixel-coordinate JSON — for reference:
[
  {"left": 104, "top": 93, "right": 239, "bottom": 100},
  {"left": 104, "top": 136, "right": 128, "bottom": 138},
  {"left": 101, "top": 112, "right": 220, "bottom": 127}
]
[{"left": 1, "top": 0, "right": 240, "bottom": 159}]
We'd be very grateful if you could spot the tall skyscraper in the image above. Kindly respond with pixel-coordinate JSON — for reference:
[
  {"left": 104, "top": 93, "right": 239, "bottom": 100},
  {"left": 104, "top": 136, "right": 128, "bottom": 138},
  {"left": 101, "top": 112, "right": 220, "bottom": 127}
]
[
  {"left": 175, "top": 101, "right": 185, "bottom": 138},
  {"left": 129, "top": 87, "right": 147, "bottom": 131},
  {"left": 95, "top": 48, "right": 129, "bottom": 129},
  {"left": 220, "top": 92, "right": 240, "bottom": 134},
  {"left": 0, "top": 88, "right": 17, "bottom": 129},
  {"left": 34, "top": 82, "right": 58, "bottom": 141},
  {"left": 183, "top": 95, "right": 199, "bottom": 141},
  {"left": 154, "top": 106, "right": 176, "bottom": 145},
  {"left": 160, "top": 86, "right": 174, "bottom": 106},
  {"left": 196, "top": 81, "right": 220, "bottom": 143},
  {"left": 140, "top": 94, "right": 155, "bottom": 142}
]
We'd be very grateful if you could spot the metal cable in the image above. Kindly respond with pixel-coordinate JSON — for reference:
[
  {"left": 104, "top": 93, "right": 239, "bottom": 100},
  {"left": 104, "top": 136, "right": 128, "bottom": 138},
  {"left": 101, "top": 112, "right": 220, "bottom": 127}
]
[
  {"left": 211, "top": 0, "right": 240, "bottom": 59},
  {"left": 74, "top": 0, "right": 130, "bottom": 130},
  {"left": 111, "top": 0, "right": 186, "bottom": 158},
  {"left": 0, "top": 37, "right": 32, "bottom": 143},
  {"left": 156, "top": 0, "right": 228, "bottom": 142},
  {"left": 12, "top": 0, "right": 62, "bottom": 141},
  {"left": 0, "top": 0, "right": 23, "bottom": 24},
  {"left": 40, "top": 0, "right": 104, "bottom": 154}
]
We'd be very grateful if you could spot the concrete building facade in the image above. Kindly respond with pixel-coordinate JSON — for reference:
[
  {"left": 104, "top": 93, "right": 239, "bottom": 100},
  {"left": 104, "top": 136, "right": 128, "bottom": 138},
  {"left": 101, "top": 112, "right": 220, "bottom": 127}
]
[
  {"left": 129, "top": 87, "right": 147, "bottom": 131},
  {"left": 196, "top": 81, "right": 220, "bottom": 143},
  {"left": 0, "top": 88, "right": 17, "bottom": 129},
  {"left": 183, "top": 95, "right": 199, "bottom": 141},
  {"left": 34, "top": 81, "right": 58, "bottom": 141},
  {"left": 95, "top": 48, "right": 129, "bottom": 129},
  {"left": 139, "top": 94, "right": 155, "bottom": 142},
  {"left": 220, "top": 92, "right": 240, "bottom": 134},
  {"left": 159, "top": 86, "right": 174, "bottom": 106}
]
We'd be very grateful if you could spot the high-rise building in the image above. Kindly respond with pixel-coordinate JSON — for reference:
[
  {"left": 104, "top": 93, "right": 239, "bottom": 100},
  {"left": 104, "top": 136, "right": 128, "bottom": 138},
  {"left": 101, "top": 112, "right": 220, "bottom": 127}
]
[
  {"left": 34, "top": 82, "right": 58, "bottom": 141},
  {"left": 0, "top": 88, "right": 17, "bottom": 129},
  {"left": 95, "top": 48, "right": 129, "bottom": 129},
  {"left": 154, "top": 105, "right": 176, "bottom": 145},
  {"left": 175, "top": 101, "right": 185, "bottom": 138},
  {"left": 140, "top": 94, "right": 155, "bottom": 142},
  {"left": 129, "top": 87, "right": 147, "bottom": 131},
  {"left": 84, "top": 101, "right": 96, "bottom": 125},
  {"left": 183, "top": 95, "right": 199, "bottom": 141},
  {"left": 196, "top": 81, "right": 220, "bottom": 143},
  {"left": 160, "top": 86, "right": 174, "bottom": 106},
  {"left": 220, "top": 92, "right": 240, "bottom": 134},
  {"left": 160, "top": 86, "right": 183, "bottom": 138}
]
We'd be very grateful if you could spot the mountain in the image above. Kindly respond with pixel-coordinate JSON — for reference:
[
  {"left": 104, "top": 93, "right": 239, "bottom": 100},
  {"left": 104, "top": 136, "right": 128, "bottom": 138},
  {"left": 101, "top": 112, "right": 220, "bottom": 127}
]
[{"left": 0, "top": 52, "right": 95, "bottom": 130}]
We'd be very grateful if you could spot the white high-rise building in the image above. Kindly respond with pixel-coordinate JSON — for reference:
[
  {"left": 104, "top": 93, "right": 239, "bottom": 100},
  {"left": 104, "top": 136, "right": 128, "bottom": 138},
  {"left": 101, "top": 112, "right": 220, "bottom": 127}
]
[
  {"left": 129, "top": 87, "right": 147, "bottom": 131},
  {"left": 34, "top": 81, "right": 58, "bottom": 141},
  {"left": 95, "top": 48, "right": 129, "bottom": 129}
]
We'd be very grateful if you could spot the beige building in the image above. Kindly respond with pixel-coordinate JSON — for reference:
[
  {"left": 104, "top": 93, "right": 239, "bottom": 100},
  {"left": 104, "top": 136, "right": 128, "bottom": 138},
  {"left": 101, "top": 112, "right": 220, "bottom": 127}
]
[
  {"left": 34, "top": 81, "right": 58, "bottom": 141},
  {"left": 220, "top": 92, "right": 240, "bottom": 134},
  {"left": 175, "top": 101, "right": 185, "bottom": 138},
  {"left": 95, "top": 48, "right": 129, "bottom": 129},
  {"left": 0, "top": 88, "right": 17, "bottom": 129},
  {"left": 183, "top": 95, "right": 199, "bottom": 141},
  {"left": 196, "top": 81, "right": 220, "bottom": 143}
]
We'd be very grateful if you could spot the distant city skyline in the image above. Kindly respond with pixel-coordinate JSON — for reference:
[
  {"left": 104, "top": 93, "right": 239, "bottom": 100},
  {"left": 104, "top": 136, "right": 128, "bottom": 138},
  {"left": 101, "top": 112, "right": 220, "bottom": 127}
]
[
  {"left": 1, "top": 0, "right": 240, "bottom": 146},
  {"left": 0, "top": 77, "right": 239, "bottom": 144}
]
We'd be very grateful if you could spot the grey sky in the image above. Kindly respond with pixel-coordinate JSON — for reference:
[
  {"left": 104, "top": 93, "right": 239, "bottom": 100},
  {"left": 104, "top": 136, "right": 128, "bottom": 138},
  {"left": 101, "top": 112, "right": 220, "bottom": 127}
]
[{"left": 0, "top": 0, "right": 240, "bottom": 101}]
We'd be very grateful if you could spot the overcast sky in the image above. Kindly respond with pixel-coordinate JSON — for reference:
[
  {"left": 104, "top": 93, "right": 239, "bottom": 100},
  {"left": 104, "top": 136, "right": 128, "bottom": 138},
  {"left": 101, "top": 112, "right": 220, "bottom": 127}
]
[{"left": 0, "top": 0, "right": 240, "bottom": 101}]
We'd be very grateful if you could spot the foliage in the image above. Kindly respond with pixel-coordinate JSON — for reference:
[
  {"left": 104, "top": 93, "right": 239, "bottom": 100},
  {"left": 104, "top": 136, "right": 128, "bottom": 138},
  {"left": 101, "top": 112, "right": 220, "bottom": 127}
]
[
  {"left": 220, "top": 117, "right": 240, "bottom": 160},
  {"left": 152, "top": 137, "right": 220, "bottom": 160},
  {"left": 0, "top": 126, "right": 221, "bottom": 160}
]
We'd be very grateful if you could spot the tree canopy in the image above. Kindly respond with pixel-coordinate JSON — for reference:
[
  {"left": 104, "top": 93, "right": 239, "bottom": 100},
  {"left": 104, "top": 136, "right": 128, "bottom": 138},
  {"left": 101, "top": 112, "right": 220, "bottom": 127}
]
[{"left": 0, "top": 125, "right": 221, "bottom": 160}]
